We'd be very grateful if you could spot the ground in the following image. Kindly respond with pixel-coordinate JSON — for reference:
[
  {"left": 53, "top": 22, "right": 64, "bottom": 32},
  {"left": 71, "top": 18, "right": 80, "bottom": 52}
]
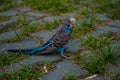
[{"left": 0, "top": 0, "right": 120, "bottom": 80}]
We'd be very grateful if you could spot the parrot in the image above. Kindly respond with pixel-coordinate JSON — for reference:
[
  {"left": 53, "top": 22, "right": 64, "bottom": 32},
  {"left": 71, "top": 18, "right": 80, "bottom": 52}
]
[{"left": 7, "top": 17, "right": 76, "bottom": 58}]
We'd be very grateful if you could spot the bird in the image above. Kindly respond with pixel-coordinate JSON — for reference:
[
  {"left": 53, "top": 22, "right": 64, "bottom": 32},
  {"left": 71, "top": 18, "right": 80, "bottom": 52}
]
[{"left": 8, "top": 17, "right": 76, "bottom": 58}]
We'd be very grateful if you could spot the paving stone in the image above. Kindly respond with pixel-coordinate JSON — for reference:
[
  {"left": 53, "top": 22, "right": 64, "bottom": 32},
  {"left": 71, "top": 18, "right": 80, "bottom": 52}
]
[
  {"left": 95, "top": 14, "right": 109, "bottom": 22},
  {"left": 17, "top": 7, "right": 31, "bottom": 13},
  {"left": 62, "top": 12, "right": 76, "bottom": 18},
  {"left": 0, "top": 38, "right": 38, "bottom": 50},
  {"left": 105, "top": 63, "right": 120, "bottom": 77},
  {"left": 108, "top": 21, "right": 120, "bottom": 28},
  {"left": 29, "top": 20, "right": 43, "bottom": 26},
  {"left": 25, "top": 12, "right": 47, "bottom": 18},
  {"left": 0, "top": 15, "right": 35, "bottom": 26},
  {"left": 98, "top": 26, "right": 120, "bottom": 32},
  {"left": 43, "top": 16, "right": 62, "bottom": 22},
  {"left": 32, "top": 30, "right": 55, "bottom": 43},
  {"left": 79, "top": 7, "right": 92, "bottom": 14},
  {"left": 0, "top": 54, "right": 61, "bottom": 76},
  {"left": 25, "top": 16, "right": 36, "bottom": 22},
  {"left": 65, "top": 39, "right": 81, "bottom": 53},
  {"left": 88, "top": 26, "right": 120, "bottom": 37},
  {"left": 0, "top": 10, "right": 18, "bottom": 16},
  {"left": 0, "top": 17, "right": 17, "bottom": 26},
  {"left": 40, "top": 60, "right": 88, "bottom": 80},
  {"left": 110, "top": 41, "right": 120, "bottom": 48},
  {"left": 0, "top": 29, "right": 22, "bottom": 41}
]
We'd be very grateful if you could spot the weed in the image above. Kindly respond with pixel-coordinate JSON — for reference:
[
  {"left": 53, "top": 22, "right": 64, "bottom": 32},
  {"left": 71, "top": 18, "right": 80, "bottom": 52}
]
[
  {"left": 0, "top": 16, "right": 28, "bottom": 33},
  {"left": 94, "top": 0, "right": 120, "bottom": 14},
  {"left": 0, "top": 62, "right": 55, "bottom": 80},
  {"left": 0, "top": 65, "right": 45, "bottom": 80},
  {"left": 64, "top": 73, "right": 77, "bottom": 80},
  {"left": 108, "top": 8, "right": 120, "bottom": 20},
  {"left": 98, "top": 46, "right": 120, "bottom": 64},
  {"left": 112, "top": 71, "right": 120, "bottom": 80},
  {"left": 80, "top": 7, "right": 91, "bottom": 18},
  {"left": 40, "top": 62, "right": 55, "bottom": 71},
  {"left": 1, "top": 19, "right": 62, "bottom": 43},
  {"left": 72, "top": 18, "right": 96, "bottom": 38},
  {"left": 24, "top": 0, "right": 77, "bottom": 15},
  {"left": 78, "top": 45, "right": 120, "bottom": 74},
  {"left": 0, "top": 52, "right": 29, "bottom": 70},
  {"left": 0, "top": 16, "right": 10, "bottom": 22},
  {"left": 0, "top": 0, "right": 17, "bottom": 11},
  {"left": 84, "top": 56, "right": 105, "bottom": 74},
  {"left": 17, "top": 16, "right": 28, "bottom": 26},
  {"left": 0, "top": 0, "right": 24, "bottom": 11},
  {"left": 83, "top": 35, "right": 115, "bottom": 50}
]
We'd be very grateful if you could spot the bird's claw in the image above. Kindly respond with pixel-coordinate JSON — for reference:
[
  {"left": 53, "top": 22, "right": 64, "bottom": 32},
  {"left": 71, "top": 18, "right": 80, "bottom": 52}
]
[{"left": 61, "top": 55, "right": 70, "bottom": 59}]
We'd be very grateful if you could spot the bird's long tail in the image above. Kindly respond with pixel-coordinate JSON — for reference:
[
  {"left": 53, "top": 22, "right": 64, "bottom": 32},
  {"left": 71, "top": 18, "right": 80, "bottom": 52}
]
[
  {"left": 7, "top": 43, "right": 50, "bottom": 55},
  {"left": 8, "top": 37, "right": 54, "bottom": 55},
  {"left": 7, "top": 48, "right": 37, "bottom": 55}
]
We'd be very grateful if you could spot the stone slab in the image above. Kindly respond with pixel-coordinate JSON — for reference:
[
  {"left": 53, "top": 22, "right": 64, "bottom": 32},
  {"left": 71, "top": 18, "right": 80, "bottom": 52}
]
[
  {"left": 43, "top": 16, "right": 62, "bottom": 22},
  {"left": 29, "top": 20, "right": 43, "bottom": 26},
  {"left": 25, "top": 12, "right": 47, "bottom": 18},
  {"left": 17, "top": 6, "right": 31, "bottom": 13},
  {"left": 0, "top": 10, "right": 18, "bottom": 16},
  {"left": 94, "top": 14, "right": 109, "bottom": 22},
  {"left": 0, "top": 38, "right": 38, "bottom": 54},
  {"left": 62, "top": 12, "right": 76, "bottom": 18},
  {"left": 88, "top": 26, "right": 120, "bottom": 37},
  {"left": 40, "top": 60, "right": 88, "bottom": 80},
  {"left": 65, "top": 39, "right": 81, "bottom": 53},
  {"left": 0, "top": 54, "right": 61, "bottom": 76},
  {"left": 25, "top": 16, "right": 36, "bottom": 22},
  {"left": 0, "top": 38, "right": 38, "bottom": 50},
  {"left": 0, "top": 29, "right": 22, "bottom": 41},
  {"left": 108, "top": 21, "right": 120, "bottom": 28},
  {"left": 32, "top": 30, "right": 55, "bottom": 43},
  {"left": 0, "top": 17, "right": 17, "bottom": 26}
]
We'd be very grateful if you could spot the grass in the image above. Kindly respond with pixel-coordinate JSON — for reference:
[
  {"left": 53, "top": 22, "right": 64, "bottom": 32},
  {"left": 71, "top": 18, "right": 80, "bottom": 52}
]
[
  {"left": 0, "top": 16, "right": 28, "bottom": 33},
  {"left": 98, "top": 46, "right": 120, "bottom": 64},
  {"left": 40, "top": 62, "right": 55, "bottom": 71},
  {"left": 0, "top": 62, "right": 55, "bottom": 80},
  {"left": 1, "top": 18, "right": 62, "bottom": 43},
  {"left": 24, "top": 0, "right": 78, "bottom": 15},
  {"left": 74, "top": 45, "right": 120, "bottom": 74},
  {"left": 80, "top": 7, "right": 92, "bottom": 18},
  {"left": 64, "top": 73, "right": 77, "bottom": 80},
  {"left": 108, "top": 8, "right": 120, "bottom": 20},
  {"left": 0, "top": 65, "right": 45, "bottom": 80},
  {"left": 83, "top": 33, "right": 116, "bottom": 50},
  {"left": 82, "top": 55, "right": 105, "bottom": 74},
  {"left": 0, "top": 16, "right": 10, "bottom": 22},
  {"left": 72, "top": 17, "right": 96, "bottom": 38},
  {"left": 112, "top": 71, "right": 120, "bottom": 80},
  {"left": 93, "top": 0, "right": 120, "bottom": 19},
  {"left": 0, "top": 52, "right": 29, "bottom": 70},
  {"left": 0, "top": 0, "right": 18, "bottom": 11}
]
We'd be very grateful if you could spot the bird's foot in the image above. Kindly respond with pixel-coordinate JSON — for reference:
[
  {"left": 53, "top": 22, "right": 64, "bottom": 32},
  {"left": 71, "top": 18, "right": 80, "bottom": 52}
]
[{"left": 61, "top": 55, "right": 70, "bottom": 59}]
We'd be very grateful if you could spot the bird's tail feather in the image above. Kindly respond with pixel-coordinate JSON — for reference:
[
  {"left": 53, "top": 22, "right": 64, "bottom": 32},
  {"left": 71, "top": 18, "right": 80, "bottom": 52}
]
[
  {"left": 7, "top": 49, "right": 35, "bottom": 55},
  {"left": 7, "top": 38, "right": 53, "bottom": 55}
]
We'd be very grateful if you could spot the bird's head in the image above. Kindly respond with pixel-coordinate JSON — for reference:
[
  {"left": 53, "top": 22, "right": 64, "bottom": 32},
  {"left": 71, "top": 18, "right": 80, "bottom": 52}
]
[{"left": 65, "top": 17, "right": 76, "bottom": 29}]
